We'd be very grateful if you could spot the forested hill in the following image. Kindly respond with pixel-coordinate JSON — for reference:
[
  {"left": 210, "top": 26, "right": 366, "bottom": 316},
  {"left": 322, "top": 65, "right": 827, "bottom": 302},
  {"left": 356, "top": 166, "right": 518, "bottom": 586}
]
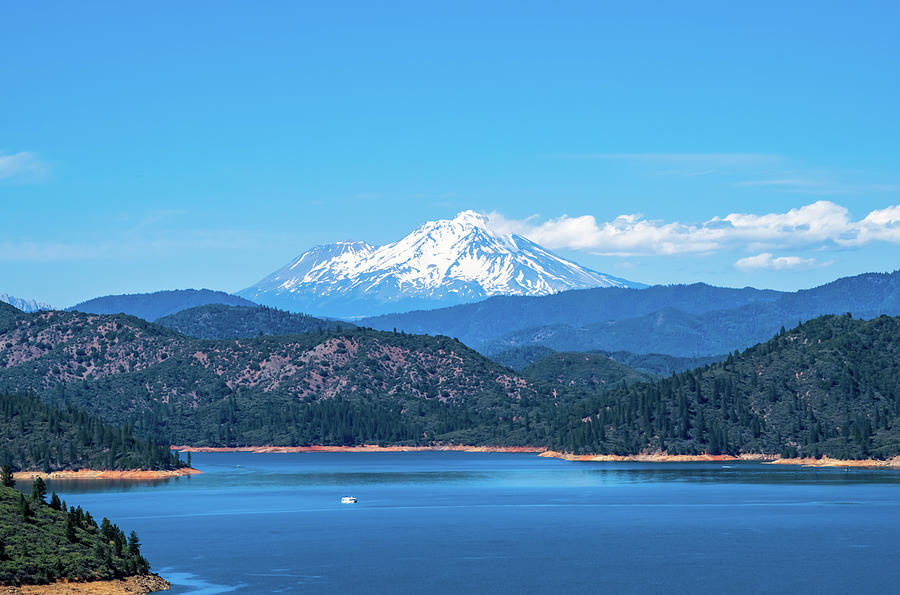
[
  {"left": 491, "top": 345, "right": 721, "bottom": 375},
  {"left": 519, "top": 352, "right": 652, "bottom": 390},
  {"left": 0, "top": 392, "right": 184, "bottom": 473},
  {"left": 0, "top": 483, "right": 155, "bottom": 586},
  {"left": 0, "top": 308, "right": 548, "bottom": 446},
  {"left": 553, "top": 315, "right": 900, "bottom": 460},
  {"left": 69, "top": 289, "right": 255, "bottom": 321},
  {"left": 156, "top": 304, "right": 351, "bottom": 339}
]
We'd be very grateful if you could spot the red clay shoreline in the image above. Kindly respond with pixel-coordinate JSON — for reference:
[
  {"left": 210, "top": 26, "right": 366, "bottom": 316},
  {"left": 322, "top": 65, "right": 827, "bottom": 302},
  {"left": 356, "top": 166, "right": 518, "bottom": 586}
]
[
  {"left": 171, "top": 445, "right": 900, "bottom": 468},
  {"left": 12, "top": 468, "right": 202, "bottom": 481},
  {"left": 169, "top": 444, "right": 546, "bottom": 453},
  {"left": 539, "top": 450, "right": 900, "bottom": 468}
]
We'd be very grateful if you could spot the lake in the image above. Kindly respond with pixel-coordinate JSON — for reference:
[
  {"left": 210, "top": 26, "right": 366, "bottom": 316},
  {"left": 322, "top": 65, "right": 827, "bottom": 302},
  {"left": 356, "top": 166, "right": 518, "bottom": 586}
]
[{"left": 47, "top": 452, "right": 900, "bottom": 594}]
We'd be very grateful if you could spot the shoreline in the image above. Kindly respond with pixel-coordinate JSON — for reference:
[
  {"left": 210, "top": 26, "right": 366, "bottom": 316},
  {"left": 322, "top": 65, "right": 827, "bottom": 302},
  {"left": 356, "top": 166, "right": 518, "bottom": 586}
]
[
  {"left": 172, "top": 445, "right": 899, "bottom": 468},
  {"left": 170, "top": 444, "right": 546, "bottom": 454},
  {"left": 539, "top": 450, "right": 900, "bottom": 468},
  {"left": 539, "top": 451, "right": 770, "bottom": 463},
  {"left": 12, "top": 468, "right": 201, "bottom": 481},
  {"left": 0, "top": 573, "right": 170, "bottom": 594},
  {"left": 765, "top": 456, "right": 900, "bottom": 468}
]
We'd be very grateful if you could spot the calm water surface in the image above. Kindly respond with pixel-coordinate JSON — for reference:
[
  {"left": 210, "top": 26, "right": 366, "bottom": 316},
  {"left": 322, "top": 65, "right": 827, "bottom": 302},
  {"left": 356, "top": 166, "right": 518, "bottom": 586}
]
[{"left": 47, "top": 452, "right": 900, "bottom": 594}]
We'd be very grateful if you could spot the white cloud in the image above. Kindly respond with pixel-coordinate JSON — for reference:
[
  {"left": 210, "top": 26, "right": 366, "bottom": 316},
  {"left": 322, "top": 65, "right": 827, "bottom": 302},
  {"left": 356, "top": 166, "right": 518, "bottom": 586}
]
[
  {"left": 855, "top": 204, "right": 900, "bottom": 244},
  {"left": 485, "top": 200, "right": 900, "bottom": 257},
  {"left": 0, "top": 151, "right": 48, "bottom": 183},
  {"left": 734, "top": 253, "right": 829, "bottom": 272}
]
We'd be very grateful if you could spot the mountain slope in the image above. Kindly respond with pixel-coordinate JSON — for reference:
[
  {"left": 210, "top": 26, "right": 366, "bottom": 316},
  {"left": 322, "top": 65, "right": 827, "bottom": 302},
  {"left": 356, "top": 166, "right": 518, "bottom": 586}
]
[
  {"left": 0, "top": 309, "right": 549, "bottom": 446},
  {"left": 553, "top": 314, "right": 900, "bottom": 459},
  {"left": 0, "top": 294, "right": 52, "bottom": 313},
  {"left": 239, "top": 210, "right": 643, "bottom": 317},
  {"left": 520, "top": 352, "right": 652, "bottom": 390},
  {"left": 490, "top": 346, "right": 558, "bottom": 371},
  {"left": 362, "top": 282, "right": 783, "bottom": 349},
  {"left": 485, "top": 271, "right": 900, "bottom": 356},
  {"left": 489, "top": 345, "right": 721, "bottom": 375},
  {"left": 70, "top": 289, "right": 256, "bottom": 322},
  {"left": 156, "top": 304, "right": 352, "bottom": 339}
]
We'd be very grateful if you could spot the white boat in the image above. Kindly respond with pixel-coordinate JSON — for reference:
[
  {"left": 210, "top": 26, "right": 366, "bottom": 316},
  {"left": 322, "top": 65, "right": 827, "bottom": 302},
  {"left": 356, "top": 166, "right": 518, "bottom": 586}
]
[{"left": 341, "top": 496, "right": 358, "bottom": 504}]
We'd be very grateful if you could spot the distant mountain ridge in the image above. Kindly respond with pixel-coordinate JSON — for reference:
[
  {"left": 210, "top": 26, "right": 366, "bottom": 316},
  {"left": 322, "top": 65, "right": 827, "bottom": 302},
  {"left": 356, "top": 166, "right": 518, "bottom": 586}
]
[
  {"left": 156, "top": 304, "right": 352, "bottom": 339},
  {"left": 238, "top": 210, "right": 643, "bottom": 318},
  {"left": 69, "top": 289, "right": 256, "bottom": 322},
  {"left": 361, "top": 282, "right": 783, "bottom": 349},
  {"left": 0, "top": 293, "right": 52, "bottom": 313},
  {"left": 362, "top": 271, "right": 900, "bottom": 357},
  {"left": 482, "top": 271, "right": 900, "bottom": 356}
]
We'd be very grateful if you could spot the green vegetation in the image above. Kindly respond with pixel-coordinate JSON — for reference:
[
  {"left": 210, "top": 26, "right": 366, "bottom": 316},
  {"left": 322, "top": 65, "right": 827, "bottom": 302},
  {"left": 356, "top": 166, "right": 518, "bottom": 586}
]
[
  {"left": 0, "top": 392, "right": 184, "bottom": 472},
  {"left": 520, "top": 352, "right": 652, "bottom": 389},
  {"left": 489, "top": 346, "right": 556, "bottom": 371},
  {"left": 595, "top": 351, "right": 724, "bottom": 376},
  {"left": 552, "top": 315, "right": 900, "bottom": 459},
  {"left": 0, "top": 482, "right": 149, "bottom": 585},
  {"left": 156, "top": 304, "right": 351, "bottom": 339},
  {"left": 0, "top": 308, "right": 551, "bottom": 447},
  {"left": 2, "top": 302, "right": 899, "bottom": 460}
]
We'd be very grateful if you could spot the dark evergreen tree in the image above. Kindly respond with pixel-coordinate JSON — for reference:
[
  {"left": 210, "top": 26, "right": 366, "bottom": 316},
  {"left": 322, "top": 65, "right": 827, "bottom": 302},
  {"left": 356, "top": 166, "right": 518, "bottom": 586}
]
[
  {"left": 0, "top": 465, "right": 14, "bottom": 488},
  {"left": 31, "top": 476, "right": 47, "bottom": 503}
]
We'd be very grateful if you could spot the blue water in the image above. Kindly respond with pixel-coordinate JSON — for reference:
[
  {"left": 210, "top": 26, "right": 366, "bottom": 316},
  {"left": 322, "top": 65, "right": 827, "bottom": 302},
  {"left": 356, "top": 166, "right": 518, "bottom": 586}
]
[{"left": 46, "top": 453, "right": 900, "bottom": 594}]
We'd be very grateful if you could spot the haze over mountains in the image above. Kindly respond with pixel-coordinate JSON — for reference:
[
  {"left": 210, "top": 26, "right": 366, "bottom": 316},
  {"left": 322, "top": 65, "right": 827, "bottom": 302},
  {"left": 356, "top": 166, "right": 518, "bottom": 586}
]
[{"left": 238, "top": 210, "right": 642, "bottom": 318}]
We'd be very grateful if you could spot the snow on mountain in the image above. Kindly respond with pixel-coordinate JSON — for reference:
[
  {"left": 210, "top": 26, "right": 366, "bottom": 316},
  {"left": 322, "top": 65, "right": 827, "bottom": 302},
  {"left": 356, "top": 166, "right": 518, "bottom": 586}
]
[
  {"left": 238, "top": 210, "right": 645, "bottom": 318},
  {"left": 0, "top": 293, "right": 53, "bottom": 313}
]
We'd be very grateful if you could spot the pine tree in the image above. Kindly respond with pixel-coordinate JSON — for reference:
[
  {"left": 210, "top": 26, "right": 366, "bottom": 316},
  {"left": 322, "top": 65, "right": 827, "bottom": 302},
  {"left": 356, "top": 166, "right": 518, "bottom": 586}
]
[
  {"left": 50, "top": 491, "right": 62, "bottom": 510},
  {"left": 31, "top": 476, "right": 47, "bottom": 503},
  {"left": 128, "top": 530, "right": 141, "bottom": 556},
  {"left": 66, "top": 515, "right": 77, "bottom": 543},
  {"left": 18, "top": 493, "right": 32, "bottom": 520},
  {"left": 0, "top": 464, "right": 14, "bottom": 488}
]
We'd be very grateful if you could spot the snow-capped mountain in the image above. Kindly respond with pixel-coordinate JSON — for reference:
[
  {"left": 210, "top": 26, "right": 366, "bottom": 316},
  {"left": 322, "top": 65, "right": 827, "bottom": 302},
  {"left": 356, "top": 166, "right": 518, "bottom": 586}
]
[
  {"left": 239, "top": 210, "right": 644, "bottom": 318},
  {"left": 0, "top": 293, "right": 53, "bottom": 313}
]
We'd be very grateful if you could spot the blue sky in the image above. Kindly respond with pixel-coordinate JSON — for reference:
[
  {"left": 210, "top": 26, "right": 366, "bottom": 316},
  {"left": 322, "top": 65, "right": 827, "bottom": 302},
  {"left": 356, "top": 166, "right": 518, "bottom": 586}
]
[{"left": 2, "top": 1, "right": 899, "bottom": 307}]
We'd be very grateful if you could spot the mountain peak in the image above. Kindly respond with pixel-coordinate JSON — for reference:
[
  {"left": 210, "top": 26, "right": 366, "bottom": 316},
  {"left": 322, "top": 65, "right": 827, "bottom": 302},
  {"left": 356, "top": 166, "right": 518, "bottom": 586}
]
[
  {"left": 239, "top": 212, "right": 644, "bottom": 317},
  {"left": 449, "top": 210, "right": 491, "bottom": 228},
  {"left": 0, "top": 293, "right": 52, "bottom": 313}
]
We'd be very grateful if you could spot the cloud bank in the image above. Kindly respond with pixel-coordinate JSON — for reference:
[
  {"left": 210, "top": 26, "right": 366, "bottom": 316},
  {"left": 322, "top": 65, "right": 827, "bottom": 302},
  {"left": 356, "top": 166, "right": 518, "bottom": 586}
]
[
  {"left": 487, "top": 200, "right": 900, "bottom": 257},
  {"left": 734, "top": 253, "right": 829, "bottom": 272}
]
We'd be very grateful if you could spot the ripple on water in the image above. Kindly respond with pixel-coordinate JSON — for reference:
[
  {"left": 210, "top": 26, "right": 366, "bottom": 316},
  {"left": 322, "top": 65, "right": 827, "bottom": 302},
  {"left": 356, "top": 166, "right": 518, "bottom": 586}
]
[{"left": 160, "top": 570, "right": 247, "bottom": 594}]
